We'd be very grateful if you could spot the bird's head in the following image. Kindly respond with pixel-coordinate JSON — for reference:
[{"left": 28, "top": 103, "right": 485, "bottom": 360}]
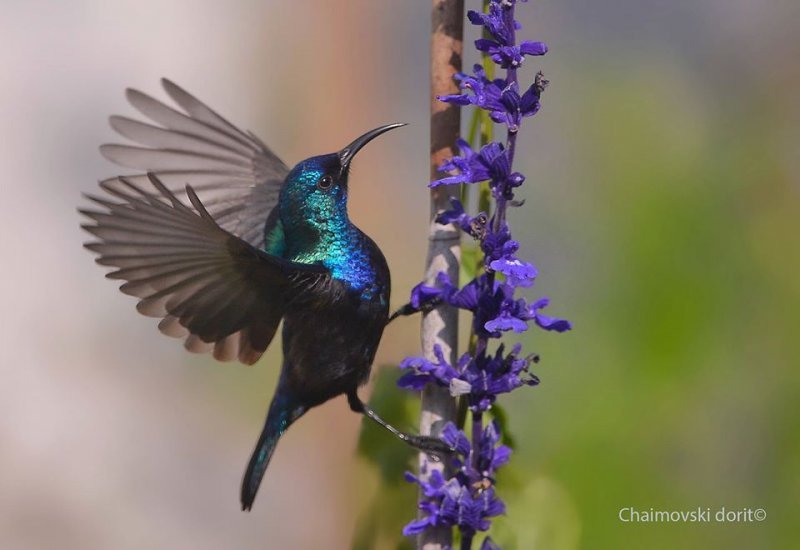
[{"left": 280, "top": 123, "right": 405, "bottom": 229}]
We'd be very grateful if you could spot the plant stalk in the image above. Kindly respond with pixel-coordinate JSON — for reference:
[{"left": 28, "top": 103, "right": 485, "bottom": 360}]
[{"left": 418, "top": 1, "right": 464, "bottom": 548}]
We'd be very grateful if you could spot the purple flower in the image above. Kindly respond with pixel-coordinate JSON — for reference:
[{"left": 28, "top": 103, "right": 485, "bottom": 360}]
[
  {"left": 467, "top": 5, "right": 510, "bottom": 46},
  {"left": 476, "top": 422, "right": 512, "bottom": 474},
  {"left": 475, "top": 40, "right": 547, "bottom": 69},
  {"left": 481, "top": 223, "right": 516, "bottom": 262},
  {"left": 403, "top": 475, "right": 504, "bottom": 536},
  {"left": 409, "top": 282, "right": 442, "bottom": 309},
  {"left": 441, "top": 422, "right": 472, "bottom": 457},
  {"left": 437, "top": 198, "right": 488, "bottom": 240},
  {"left": 480, "top": 283, "right": 528, "bottom": 335},
  {"left": 529, "top": 297, "right": 572, "bottom": 332},
  {"left": 484, "top": 308, "right": 527, "bottom": 334},
  {"left": 399, "top": 341, "right": 540, "bottom": 412},
  {"left": 488, "top": 80, "right": 545, "bottom": 133},
  {"left": 431, "top": 140, "right": 509, "bottom": 188},
  {"left": 438, "top": 65, "right": 493, "bottom": 107},
  {"left": 444, "top": 420, "right": 514, "bottom": 482},
  {"left": 490, "top": 257, "right": 537, "bottom": 287},
  {"left": 467, "top": 0, "right": 546, "bottom": 69},
  {"left": 483, "top": 290, "right": 572, "bottom": 335},
  {"left": 481, "top": 223, "right": 537, "bottom": 287},
  {"left": 425, "top": 275, "right": 517, "bottom": 340},
  {"left": 398, "top": 344, "right": 460, "bottom": 391},
  {"left": 438, "top": 65, "right": 500, "bottom": 109},
  {"left": 402, "top": 271, "right": 482, "bottom": 320},
  {"left": 403, "top": 422, "right": 511, "bottom": 538},
  {"left": 438, "top": 66, "right": 546, "bottom": 135},
  {"left": 405, "top": 468, "right": 447, "bottom": 499},
  {"left": 431, "top": 140, "right": 529, "bottom": 202},
  {"left": 435, "top": 273, "right": 480, "bottom": 311}
]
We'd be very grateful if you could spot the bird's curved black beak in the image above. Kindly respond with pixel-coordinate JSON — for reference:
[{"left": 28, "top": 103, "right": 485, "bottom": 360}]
[{"left": 338, "top": 123, "right": 406, "bottom": 173}]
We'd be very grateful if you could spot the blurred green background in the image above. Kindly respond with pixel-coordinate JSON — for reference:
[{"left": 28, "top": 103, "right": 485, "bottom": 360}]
[{"left": 1, "top": 0, "right": 798, "bottom": 548}]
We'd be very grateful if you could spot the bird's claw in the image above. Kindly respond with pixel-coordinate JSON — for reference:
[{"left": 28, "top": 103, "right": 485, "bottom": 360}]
[
  {"left": 388, "top": 297, "right": 443, "bottom": 323},
  {"left": 406, "top": 434, "right": 456, "bottom": 459},
  {"left": 419, "top": 296, "right": 443, "bottom": 314}
]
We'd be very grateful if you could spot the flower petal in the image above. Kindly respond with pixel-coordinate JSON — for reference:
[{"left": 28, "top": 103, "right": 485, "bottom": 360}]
[
  {"left": 520, "top": 40, "right": 548, "bottom": 56},
  {"left": 402, "top": 517, "right": 434, "bottom": 536}
]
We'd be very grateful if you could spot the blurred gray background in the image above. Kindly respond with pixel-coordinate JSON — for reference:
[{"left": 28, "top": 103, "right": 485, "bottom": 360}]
[{"left": 1, "top": 1, "right": 798, "bottom": 548}]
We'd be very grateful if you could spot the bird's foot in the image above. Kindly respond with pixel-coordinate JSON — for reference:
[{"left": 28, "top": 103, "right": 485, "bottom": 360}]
[
  {"left": 388, "top": 297, "right": 443, "bottom": 323},
  {"left": 403, "top": 434, "right": 456, "bottom": 459}
]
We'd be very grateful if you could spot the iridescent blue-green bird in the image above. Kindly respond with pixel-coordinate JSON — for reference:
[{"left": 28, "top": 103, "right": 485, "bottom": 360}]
[{"left": 81, "top": 79, "right": 449, "bottom": 511}]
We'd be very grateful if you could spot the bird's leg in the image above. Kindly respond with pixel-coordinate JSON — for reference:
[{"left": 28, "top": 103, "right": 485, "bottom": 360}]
[
  {"left": 347, "top": 391, "right": 454, "bottom": 457},
  {"left": 387, "top": 296, "right": 443, "bottom": 324}
]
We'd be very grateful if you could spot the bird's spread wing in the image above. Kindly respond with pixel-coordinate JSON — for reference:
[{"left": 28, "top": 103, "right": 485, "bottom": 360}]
[
  {"left": 99, "top": 78, "right": 287, "bottom": 249},
  {"left": 81, "top": 174, "right": 328, "bottom": 365}
]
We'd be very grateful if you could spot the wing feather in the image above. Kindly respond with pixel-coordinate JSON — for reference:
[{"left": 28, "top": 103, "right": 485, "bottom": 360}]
[
  {"left": 82, "top": 173, "right": 327, "bottom": 365},
  {"left": 100, "top": 79, "right": 289, "bottom": 249}
]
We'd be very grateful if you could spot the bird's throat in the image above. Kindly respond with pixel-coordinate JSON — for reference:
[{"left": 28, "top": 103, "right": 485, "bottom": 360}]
[
  {"left": 267, "top": 211, "right": 343, "bottom": 263},
  {"left": 268, "top": 215, "right": 376, "bottom": 293}
]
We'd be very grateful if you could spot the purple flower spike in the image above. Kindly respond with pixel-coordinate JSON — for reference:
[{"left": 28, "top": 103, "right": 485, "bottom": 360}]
[{"left": 402, "top": 0, "right": 567, "bottom": 544}]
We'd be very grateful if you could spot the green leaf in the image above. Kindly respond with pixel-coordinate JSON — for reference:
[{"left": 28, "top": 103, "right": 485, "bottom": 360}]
[
  {"left": 461, "top": 244, "right": 481, "bottom": 284},
  {"left": 356, "top": 366, "right": 417, "bottom": 485},
  {"left": 353, "top": 366, "right": 420, "bottom": 549},
  {"left": 351, "top": 480, "right": 417, "bottom": 550}
]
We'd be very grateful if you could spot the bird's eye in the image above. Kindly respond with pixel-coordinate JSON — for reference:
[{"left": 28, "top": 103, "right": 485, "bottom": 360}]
[{"left": 317, "top": 175, "right": 334, "bottom": 190}]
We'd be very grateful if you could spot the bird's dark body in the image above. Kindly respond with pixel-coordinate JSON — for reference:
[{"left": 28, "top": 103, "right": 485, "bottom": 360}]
[
  {"left": 280, "top": 245, "right": 389, "bottom": 407},
  {"left": 80, "top": 80, "right": 441, "bottom": 512},
  {"left": 241, "top": 241, "right": 390, "bottom": 508}
]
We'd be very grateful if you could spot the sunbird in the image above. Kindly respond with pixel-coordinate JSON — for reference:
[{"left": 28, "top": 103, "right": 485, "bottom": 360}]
[{"left": 81, "top": 79, "right": 450, "bottom": 510}]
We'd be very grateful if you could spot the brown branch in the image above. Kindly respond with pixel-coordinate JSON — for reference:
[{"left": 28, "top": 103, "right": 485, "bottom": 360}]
[{"left": 417, "top": 1, "right": 464, "bottom": 548}]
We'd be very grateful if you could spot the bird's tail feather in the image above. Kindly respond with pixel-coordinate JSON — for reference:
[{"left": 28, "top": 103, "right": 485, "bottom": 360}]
[{"left": 240, "top": 395, "right": 306, "bottom": 511}]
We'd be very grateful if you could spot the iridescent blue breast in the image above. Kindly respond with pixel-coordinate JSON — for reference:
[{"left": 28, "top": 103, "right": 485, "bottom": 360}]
[
  {"left": 322, "top": 227, "right": 384, "bottom": 302},
  {"left": 265, "top": 216, "right": 384, "bottom": 303}
]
